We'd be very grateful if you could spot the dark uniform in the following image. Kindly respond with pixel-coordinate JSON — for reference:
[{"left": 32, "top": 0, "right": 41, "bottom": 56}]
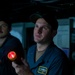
[
  {"left": 0, "top": 34, "right": 24, "bottom": 75},
  {"left": 27, "top": 42, "right": 71, "bottom": 75}
]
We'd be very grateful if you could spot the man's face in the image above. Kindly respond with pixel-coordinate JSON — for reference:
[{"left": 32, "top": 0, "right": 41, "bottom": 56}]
[
  {"left": 33, "top": 18, "right": 53, "bottom": 44},
  {"left": 0, "top": 21, "right": 9, "bottom": 38}
]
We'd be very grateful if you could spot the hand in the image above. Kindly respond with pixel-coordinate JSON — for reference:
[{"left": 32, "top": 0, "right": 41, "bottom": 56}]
[{"left": 12, "top": 58, "right": 33, "bottom": 75}]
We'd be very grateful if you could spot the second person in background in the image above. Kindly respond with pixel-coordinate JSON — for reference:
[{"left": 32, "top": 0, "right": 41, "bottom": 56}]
[{"left": 0, "top": 18, "right": 24, "bottom": 75}]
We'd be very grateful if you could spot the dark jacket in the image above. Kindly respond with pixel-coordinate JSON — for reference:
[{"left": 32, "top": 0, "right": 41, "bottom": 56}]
[{"left": 0, "top": 34, "right": 24, "bottom": 75}]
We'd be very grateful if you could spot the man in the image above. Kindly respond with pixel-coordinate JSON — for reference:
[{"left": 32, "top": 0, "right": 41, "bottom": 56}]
[
  {"left": 0, "top": 18, "right": 24, "bottom": 75},
  {"left": 12, "top": 12, "right": 71, "bottom": 75}
]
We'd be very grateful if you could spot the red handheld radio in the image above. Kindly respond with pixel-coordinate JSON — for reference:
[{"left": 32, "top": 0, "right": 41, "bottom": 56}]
[{"left": 7, "top": 51, "right": 23, "bottom": 65}]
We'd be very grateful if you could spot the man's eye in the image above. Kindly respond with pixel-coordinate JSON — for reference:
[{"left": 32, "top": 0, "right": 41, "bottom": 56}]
[
  {"left": 35, "top": 25, "right": 38, "bottom": 28},
  {"left": 2, "top": 25, "right": 7, "bottom": 27},
  {"left": 43, "top": 27, "right": 48, "bottom": 30}
]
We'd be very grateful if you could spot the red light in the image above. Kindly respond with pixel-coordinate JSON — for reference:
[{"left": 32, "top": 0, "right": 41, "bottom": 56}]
[{"left": 7, "top": 51, "right": 17, "bottom": 61}]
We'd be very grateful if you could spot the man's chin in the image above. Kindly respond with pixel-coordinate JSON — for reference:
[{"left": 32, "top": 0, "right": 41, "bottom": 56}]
[
  {"left": 0, "top": 35, "right": 7, "bottom": 38},
  {"left": 34, "top": 40, "right": 42, "bottom": 43},
  {"left": 34, "top": 40, "right": 39, "bottom": 43}
]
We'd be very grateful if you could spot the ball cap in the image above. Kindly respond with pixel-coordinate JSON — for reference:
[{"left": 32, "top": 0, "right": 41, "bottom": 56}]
[{"left": 30, "top": 13, "right": 58, "bottom": 30}]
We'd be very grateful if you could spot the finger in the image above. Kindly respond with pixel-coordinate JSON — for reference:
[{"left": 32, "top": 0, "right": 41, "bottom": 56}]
[
  {"left": 21, "top": 58, "right": 28, "bottom": 66},
  {"left": 15, "top": 67, "right": 20, "bottom": 73},
  {"left": 12, "top": 62, "right": 19, "bottom": 68},
  {"left": 12, "top": 62, "right": 21, "bottom": 74}
]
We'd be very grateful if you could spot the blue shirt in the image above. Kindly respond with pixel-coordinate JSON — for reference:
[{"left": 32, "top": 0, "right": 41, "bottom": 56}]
[{"left": 27, "top": 42, "right": 71, "bottom": 75}]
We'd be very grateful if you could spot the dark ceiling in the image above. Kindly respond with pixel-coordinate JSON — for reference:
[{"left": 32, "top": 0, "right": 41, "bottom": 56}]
[{"left": 0, "top": 0, "right": 75, "bottom": 22}]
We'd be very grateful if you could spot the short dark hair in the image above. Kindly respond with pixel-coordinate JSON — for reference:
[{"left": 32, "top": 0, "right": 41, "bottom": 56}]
[{"left": 30, "top": 12, "right": 58, "bottom": 30}]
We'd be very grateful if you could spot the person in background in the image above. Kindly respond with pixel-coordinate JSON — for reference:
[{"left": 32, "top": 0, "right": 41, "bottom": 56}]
[
  {"left": 12, "top": 12, "right": 71, "bottom": 75},
  {"left": 0, "top": 18, "right": 24, "bottom": 75}
]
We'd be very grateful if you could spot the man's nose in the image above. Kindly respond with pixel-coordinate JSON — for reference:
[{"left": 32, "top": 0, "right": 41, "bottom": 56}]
[{"left": 38, "top": 28, "right": 42, "bottom": 34}]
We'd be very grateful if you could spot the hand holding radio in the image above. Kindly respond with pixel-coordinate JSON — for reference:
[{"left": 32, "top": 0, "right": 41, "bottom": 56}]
[{"left": 12, "top": 58, "right": 33, "bottom": 75}]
